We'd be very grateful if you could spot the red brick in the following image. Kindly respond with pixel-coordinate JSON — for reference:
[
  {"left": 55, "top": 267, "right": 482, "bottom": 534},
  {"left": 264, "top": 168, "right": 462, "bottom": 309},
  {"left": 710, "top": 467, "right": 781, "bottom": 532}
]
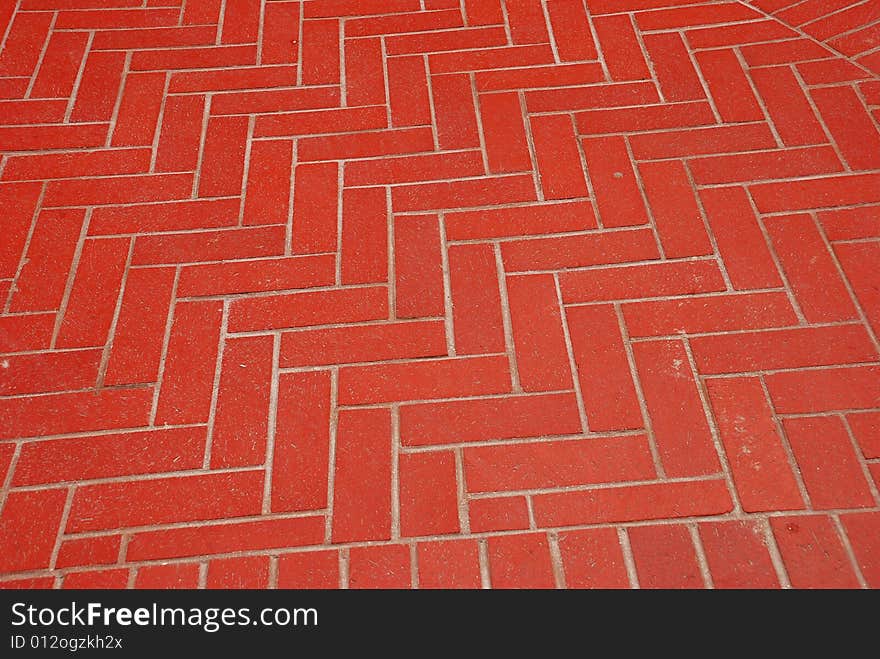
[
  {"left": 699, "top": 186, "right": 782, "bottom": 289},
  {"left": 432, "top": 43, "right": 556, "bottom": 73},
  {"left": 339, "top": 355, "right": 510, "bottom": 405},
  {"left": 271, "top": 371, "right": 330, "bottom": 512},
  {"left": 198, "top": 115, "right": 248, "bottom": 197},
  {"left": 277, "top": 551, "right": 339, "bottom": 589},
  {"left": 0, "top": 12, "right": 51, "bottom": 77},
  {"left": 744, "top": 38, "right": 834, "bottom": 67},
  {"left": 388, "top": 25, "right": 506, "bottom": 55},
  {"left": 557, "top": 528, "right": 629, "bottom": 589},
  {"left": 0, "top": 349, "right": 100, "bottom": 396},
  {"left": 282, "top": 320, "right": 447, "bottom": 367},
  {"left": 750, "top": 66, "right": 827, "bottom": 146},
  {"left": 637, "top": 292, "right": 792, "bottom": 337},
  {"left": 849, "top": 412, "right": 880, "bottom": 459},
  {"left": 0, "top": 444, "right": 13, "bottom": 485},
  {"left": 479, "top": 92, "right": 531, "bottom": 173},
  {"left": 417, "top": 540, "right": 481, "bottom": 589},
  {"left": 566, "top": 304, "right": 642, "bottom": 431},
  {"left": 178, "top": 255, "right": 334, "bottom": 297},
  {"left": 811, "top": 85, "right": 880, "bottom": 170},
  {"left": 4, "top": 148, "right": 152, "bottom": 182},
  {"left": 446, "top": 201, "right": 597, "bottom": 240},
  {"left": 301, "top": 126, "right": 435, "bottom": 161},
  {"left": 67, "top": 470, "right": 263, "bottom": 532},
  {"left": 629, "top": 123, "right": 776, "bottom": 159},
  {"left": 93, "top": 25, "right": 216, "bottom": 51},
  {"left": 301, "top": 19, "right": 339, "bottom": 85},
  {"left": 135, "top": 563, "right": 201, "bottom": 589},
  {"left": 641, "top": 160, "right": 713, "bottom": 257},
  {"left": 593, "top": 14, "right": 650, "bottom": 81},
  {"left": 546, "top": 0, "right": 596, "bottom": 60},
  {"left": 0, "top": 124, "right": 109, "bottom": 151},
  {"left": 644, "top": 32, "right": 704, "bottom": 101},
  {"left": 292, "top": 162, "right": 338, "bottom": 253},
  {"left": 63, "top": 569, "right": 129, "bottom": 590},
  {"left": 394, "top": 214, "right": 445, "bottom": 318},
  {"left": 506, "top": 274, "right": 572, "bottom": 391},
  {"left": 212, "top": 87, "right": 339, "bottom": 115},
  {"left": 392, "top": 174, "right": 536, "bottom": 212},
  {"left": 56, "top": 536, "right": 121, "bottom": 569},
  {"left": 532, "top": 479, "right": 732, "bottom": 527},
  {"left": 751, "top": 173, "right": 880, "bottom": 213},
  {"left": 488, "top": 534, "right": 555, "bottom": 589},
  {"left": 0, "top": 489, "right": 67, "bottom": 573},
  {"left": 694, "top": 48, "right": 764, "bottom": 122},
  {"left": 243, "top": 140, "right": 293, "bottom": 226},
  {"left": 400, "top": 393, "right": 579, "bottom": 446},
  {"left": 331, "top": 408, "right": 392, "bottom": 543},
  {"left": 629, "top": 524, "right": 704, "bottom": 589},
  {"left": 387, "top": 56, "right": 432, "bottom": 127},
  {"left": 582, "top": 136, "right": 648, "bottom": 227},
  {"left": 44, "top": 173, "right": 193, "bottom": 208},
  {"left": 56, "top": 8, "right": 179, "bottom": 29},
  {"left": 133, "top": 226, "right": 284, "bottom": 265},
  {"left": 686, "top": 18, "right": 796, "bottom": 49},
  {"left": 691, "top": 146, "right": 843, "bottom": 185},
  {"left": 341, "top": 186, "right": 387, "bottom": 284},
  {"left": 771, "top": 515, "right": 860, "bottom": 589},
  {"left": 840, "top": 511, "right": 880, "bottom": 587},
  {"left": 0, "top": 315, "right": 47, "bottom": 354},
  {"left": 347, "top": 8, "right": 462, "bottom": 37},
  {"left": 262, "top": 1, "right": 300, "bottom": 64},
  {"left": 479, "top": 62, "right": 604, "bottom": 93},
  {"left": 637, "top": 3, "right": 760, "bottom": 30},
  {"left": 254, "top": 106, "right": 387, "bottom": 137},
  {"left": 211, "top": 335, "right": 274, "bottom": 468},
  {"left": 207, "top": 556, "right": 270, "bottom": 589},
  {"left": 345, "top": 37, "right": 385, "bottom": 106},
  {"left": 524, "top": 79, "right": 655, "bottom": 111},
  {"left": 819, "top": 206, "right": 880, "bottom": 241},
  {"left": 348, "top": 151, "right": 483, "bottom": 186},
  {"left": 91, "top": 198, "right": 239, "bottom": 235},
  {"left": 127, "top": 516, "right": 325, "bottom": 561},
  {"left": 219, "top": 0, "right": 259, "bottom": 44},
  {"left": 155, "top": 94, "right": 205, "bottom": 171},
  {"left": 699, "top": 520, "right": 779, "bottom": 588},
  {"left": 691, "top": 324, "right": 876, "bottom": 374},
  {"left": 767, "top": 366, "right": 880, "bottom": 414},
  {"left": 0, "top": 99, "right": 66, "bottom": 125},
  {"left": 183, "top": 0, "right": 221, "bottom": 25},
  {"left": 304, "top": 0, "right": 420, "bottom": 19},
  {"left": 836, "top": 241, "right": 880, "bottom": 337},
  {"left": 576, "top": 101, "right": 716, "bottom": 135},
  {"left": 448, "top": 243, "right": 505, "bottom": 354},
  {"left": 466, "top": 435, "right": 654, "bottom": 493},
  {"left": 131, "top": 45, "right": 256, "bottom": 71},
  {"left": 0, "top": 388, "right": 152, "bottom": 440},
  {"left": 431, "top": 73, "right": 480, "bottom": 150},
  {"left": 634, "top": 340, "right": 722, "bottom": 477},
  {"left": 502, "top": 227, "right": 658, "bottom": 272},
  {"left": 784, "top": 416, "right": 874, "bottom": 510},
  {"left": 798, "top": 58, "right": 869, "bottom": 84},
  {"left": 464, "top": 0, "right": 503, "bottom": 24},
  {"left": 154, "top": 300, "right": 223, "bottom": 425},
  {"left": 30, "top": 30, "right": 88, "bottom": 98},
  {"left": 14, "top": 427, "right": 204, "bottom": 487},
  {"left": 0, "top": 183, "right": 42, "bottom": 279},
  {"left": 400, "top": 451, "right": 460, "bottom": 537},
  {"left": 531, "top": 114, "right": 588, "bottom": 200},
  {"left": 349, "top": 545, "right": 411, "bottom": 589},
  {"left": 469, "top": 496, "right": 530, "bottom": 533},
  {"left": 9, "top": 209, "right": 83, "bottom": 313},
  {"left": 774, "top": 221, "right": 859, "bottom": 323},
  {"left": 505, "top": 0, "right": 549, "bottom": 44},
  {"left": 561, "top": 259, "right": 726, "bottom": 303},
  {"left": 105, "top": 266, "right": 175, "bottom": 385},
  {"left": 705, "top": 378, "right": 803, "bottom": 512},
  {"left": 56, "top": 237, "right": 128, "bottom": 349}
]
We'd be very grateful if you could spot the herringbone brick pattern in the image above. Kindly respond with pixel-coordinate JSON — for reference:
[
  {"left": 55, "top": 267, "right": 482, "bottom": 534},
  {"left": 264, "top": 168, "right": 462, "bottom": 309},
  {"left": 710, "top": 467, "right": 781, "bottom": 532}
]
[{"left": 0, "top": 0, "right": 879, "bottom": 589}]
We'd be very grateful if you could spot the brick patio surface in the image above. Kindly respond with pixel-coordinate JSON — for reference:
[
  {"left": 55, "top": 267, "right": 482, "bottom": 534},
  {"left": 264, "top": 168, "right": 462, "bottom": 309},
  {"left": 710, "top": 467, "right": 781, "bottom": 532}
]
[{"left": 1, "top": 0, "right": 879, "bottom": 589}]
